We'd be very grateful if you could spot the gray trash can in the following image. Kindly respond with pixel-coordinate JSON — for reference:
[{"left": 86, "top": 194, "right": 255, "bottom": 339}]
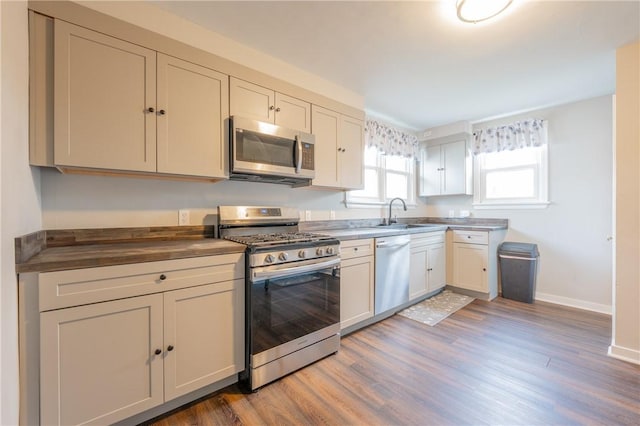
[{"left": 498, "top": 242, "right": 539, "bottom": 303}]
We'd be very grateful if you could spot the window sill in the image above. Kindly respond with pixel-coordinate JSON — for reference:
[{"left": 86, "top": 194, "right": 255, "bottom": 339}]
[
  {"left": 472, "top": 201, "right": 550, "bottom": 210},
  {"left": 345, "top": 199, "right": 418, "bottom": 209}
]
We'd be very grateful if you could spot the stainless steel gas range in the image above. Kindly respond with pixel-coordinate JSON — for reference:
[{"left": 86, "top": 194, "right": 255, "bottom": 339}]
[{"left": 218, "top": 206, "right": 341, "bottom": 391}]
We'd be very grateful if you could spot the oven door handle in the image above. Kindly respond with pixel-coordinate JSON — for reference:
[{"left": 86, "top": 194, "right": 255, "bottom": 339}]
[{"left": 251, "top": 257, "right": 340, "bottom": 282}]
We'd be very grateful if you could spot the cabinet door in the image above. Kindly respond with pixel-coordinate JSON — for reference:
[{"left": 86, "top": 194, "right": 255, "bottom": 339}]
[
  {"left": 275, "top": 93, "right": 311, "bottom": 132},
  {"left": 54, "top": 20, "right": 156, "bottom": 172},
  {"left": 427, "top": 243, "right": 446, "bottom": 292},
  {"left": 311, "top": 105, "right": 340, "bottom": 187},
  {"left": 452, "top": 243, "right": 488, "bottom": 292},
  {"left": 229, "top": 77, "right": 274, "bottom": 123},
  {"left": 339, "top": 115, "right": 365, "bottom": 190},
  {"left": 409, "top": 247, "right": 428, "bottom": 300},
  {"left": 442, "top": 140, "right": 467, "bottom": 195},
  {"left": 157, "top": 54, "right": 229, "bottom": 178},
  {"left": 40, "top": 294, "right": 164, "bottom": 426},
  {"left": 340, "top": 256, "right": 374, "bottom": 329},
  {"left": 420, "top": 145, "right": 442, "bottom": 196},
  {"left": 163, "top": 279, "right": 244, "bottom": 401}
]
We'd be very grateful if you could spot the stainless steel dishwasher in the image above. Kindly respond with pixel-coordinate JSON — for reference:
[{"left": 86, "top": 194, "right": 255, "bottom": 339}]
[{"left": 374, "top": 234, "right": 410, "bottom": 314}]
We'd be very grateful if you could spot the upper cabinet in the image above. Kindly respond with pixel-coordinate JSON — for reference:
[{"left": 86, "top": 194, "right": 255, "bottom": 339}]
[
  {"left": 311, "top": 105, "right": 364, "bottom": 190},
  {"left": 418, "top": 121, "right": 473, "bottom": 197},
  {"left": 45, "top": 18, "right": 230, "bottom": 179},
  {"left": 230, "top": 77, "right": 311, "bottom": 133},
  {"left": 28, "top": 5, "right": 365, "bottom": 185},
  {"left": 54, "top": 20, "right": 157, "bottom": 173},
  {"left": 419, "top": 139, "right": 472, "bottom": 197}
]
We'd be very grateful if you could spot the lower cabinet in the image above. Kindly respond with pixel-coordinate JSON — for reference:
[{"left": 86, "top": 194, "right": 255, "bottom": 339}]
[
  {"left": 34, "top": 254, "right": 244, "bottom": 426},
  {"left": 452, "top": 242, "right": 488, "bottom": 292},
  {"left": 339, "top": 238, "right": 374, "bottom": 330},
  {"left": 409, "top": 232, "right": 446, "bottom": 300}
]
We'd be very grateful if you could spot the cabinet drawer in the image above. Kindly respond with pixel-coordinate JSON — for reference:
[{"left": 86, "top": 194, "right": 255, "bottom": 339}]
[
  {"left": 39, "top": 253, "right": 244, "bottom": 311},
  {"left": 410, "top": 231, "right": 445, "bottom": 248},
  {"left": 452, "top": 230, "right": 488, "bottom": 245},
  {"left": 340, "top": 238, "right": 374, "bottom": 260}
]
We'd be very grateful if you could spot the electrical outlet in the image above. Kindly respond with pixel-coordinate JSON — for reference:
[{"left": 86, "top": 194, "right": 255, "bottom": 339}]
[
  {"left": 305, "top": 210, "right": 312, "bottom": 221},
  {"left": 330, "top": 210, "right": 336, "bottom": 220},
  {"left": 178, "top": 209, "right": 190, "bottom": 226}
]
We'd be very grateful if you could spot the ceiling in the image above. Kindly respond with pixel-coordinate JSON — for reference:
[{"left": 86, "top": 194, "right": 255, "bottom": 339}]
[{"left": 148, "top": 1, "right": 639, "bottom": 131}]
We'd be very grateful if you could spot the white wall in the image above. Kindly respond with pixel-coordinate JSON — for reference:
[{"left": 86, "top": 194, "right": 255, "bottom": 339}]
[
  {"left": 1, "top": 1, "right": 43, "bottom": 424},
  {"left": 424, "top": 96, "right": 614, "bottom": 313}
]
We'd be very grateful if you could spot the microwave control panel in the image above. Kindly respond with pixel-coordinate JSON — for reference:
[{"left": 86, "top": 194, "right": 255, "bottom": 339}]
[{"left": 301, "top": 143, "right": 314, "bottom": 170}]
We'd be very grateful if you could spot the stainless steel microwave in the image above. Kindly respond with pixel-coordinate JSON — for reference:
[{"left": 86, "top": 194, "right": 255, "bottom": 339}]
[{"left": 229, "top": 116, "right": 315, "bottom": 186}]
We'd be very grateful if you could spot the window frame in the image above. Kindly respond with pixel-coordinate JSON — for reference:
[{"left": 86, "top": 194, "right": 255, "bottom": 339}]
[
  {"left": 346, "top": 146, "right": 416, "bottom": 208},
  {"left": 472, "top": 145, "right": 550, "bottom": 209}
]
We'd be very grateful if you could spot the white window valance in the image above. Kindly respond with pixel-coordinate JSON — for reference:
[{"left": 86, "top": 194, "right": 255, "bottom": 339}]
[
  {"left": 365, "top": 119, "right": 419, "bottom": 159},
  {"left": 472, "top": 118, "right": 547, "bottom": 155}
]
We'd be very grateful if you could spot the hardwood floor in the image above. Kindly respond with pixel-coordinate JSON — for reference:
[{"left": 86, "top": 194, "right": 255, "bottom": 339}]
[{"left": 147, "top": 298, "right": 640, "bottom": 425}]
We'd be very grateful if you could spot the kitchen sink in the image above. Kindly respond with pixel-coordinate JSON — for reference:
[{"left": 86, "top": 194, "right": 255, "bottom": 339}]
[{"left": 375, "top": 223, "right": 442, "bottom": 229}]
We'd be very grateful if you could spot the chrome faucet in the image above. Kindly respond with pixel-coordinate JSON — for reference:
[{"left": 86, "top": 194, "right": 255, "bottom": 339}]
[{"left": 387, "top": 197, "right": 407, "bottom": 225}]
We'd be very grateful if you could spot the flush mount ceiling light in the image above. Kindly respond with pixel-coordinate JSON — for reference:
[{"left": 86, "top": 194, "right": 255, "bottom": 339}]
[{"left": 456, "top": 0, "right": 513, "bottom": 24}]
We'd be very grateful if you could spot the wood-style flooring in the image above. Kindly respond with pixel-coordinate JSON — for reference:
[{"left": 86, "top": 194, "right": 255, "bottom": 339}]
[{"left": 147, "top": 298, "right": 640, "bottom": 426}]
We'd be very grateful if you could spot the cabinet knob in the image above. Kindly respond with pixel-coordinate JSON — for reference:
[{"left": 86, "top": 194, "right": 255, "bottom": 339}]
[
  {"left": 275, "top": 107, "right": 281, "bottom": 112},
  {"left": 159, "top": 274, "right": 167, "bottom": 281},
  {"left": 167, "top": 345, "right": 174, "bottom": 352},
  {"left": 427, "top": 268, "right": 433, "bottom": 271},
  {"left": 354, "top": 247, "right": 358, "bottom": 251},
  {"left": 482, "top": 268, "right": 487, "bottom": 272},
  {"left": 154, "top": 349, "right": 162, "bottom": 355},
  {"left": 158, "top": 109, "right": 166, "bottom": 115},
  {"left": 269, "top": 105, "right": 275, "bottom": 110},
  {"left": 147, "top": 107, "right": 155, "bottom": 113},
  {"left": 467, "top": 235, "right": 472, "bottom": 239}
]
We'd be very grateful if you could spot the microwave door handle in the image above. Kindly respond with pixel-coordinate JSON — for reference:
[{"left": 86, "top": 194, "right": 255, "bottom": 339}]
[{"left": 294, "top": 135, "right": 302, "bottom": 174}]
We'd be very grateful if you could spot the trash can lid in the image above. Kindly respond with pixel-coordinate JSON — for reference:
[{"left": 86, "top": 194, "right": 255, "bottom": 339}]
[{"left": 499, "top": 242, "right": 539, "bottom": 257}]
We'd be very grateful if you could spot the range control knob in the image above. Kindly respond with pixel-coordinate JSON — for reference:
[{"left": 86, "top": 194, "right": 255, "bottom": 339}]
[
  {"left": 264, "top": 254, "right": 275, "bottom": 264},
  {"left": 278, "top": 252, "right": 289, "bottom": 261},
  {"left": 316, "top": 248, "right": 324, "bottom": 256},
  {"left": 326, "top": 247, "right": 335, "bottom": 255},
  {"left": 298, "top": 250, "right": 307, "bottom": 259}
]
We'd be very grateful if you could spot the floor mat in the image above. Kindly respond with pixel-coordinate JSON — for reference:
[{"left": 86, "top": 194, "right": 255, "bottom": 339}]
[{"left": 397, "top": 290, "right": 475, "bottom": 326}]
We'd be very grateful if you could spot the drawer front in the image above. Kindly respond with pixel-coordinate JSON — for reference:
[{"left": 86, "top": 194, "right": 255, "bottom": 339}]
[
  {"left": 340, "top": 238, "right": 374, "bottom": 260},
  {"left": 39, "top": 253, "right": 244, "bottom": 311},
  {"left": 411, "top": 231, "right": 445, "bottom": 248},
  {"left": 452, "top": 230, "right": 488, "bottom": 245}
]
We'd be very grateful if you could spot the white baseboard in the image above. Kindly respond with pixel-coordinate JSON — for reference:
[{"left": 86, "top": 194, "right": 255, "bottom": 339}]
[
  {"left": 608, "top": 344, "right": 640, "bottom": 365},
  {"left": 534, "top": 292, "right": 612, "bottom": 315}
]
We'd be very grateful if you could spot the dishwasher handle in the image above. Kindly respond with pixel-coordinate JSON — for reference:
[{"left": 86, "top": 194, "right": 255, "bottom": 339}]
[{"left": 376, "top": 240, "right": 410, "bottom": 249}]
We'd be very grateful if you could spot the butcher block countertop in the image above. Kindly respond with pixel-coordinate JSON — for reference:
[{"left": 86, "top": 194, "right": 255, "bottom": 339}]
[{"left": 15, "top": 226, "right": 245, "bottom": 273}]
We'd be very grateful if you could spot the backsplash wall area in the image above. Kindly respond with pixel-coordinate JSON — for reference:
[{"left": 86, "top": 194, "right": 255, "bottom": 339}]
[
  {"left": 40, "top": 170, "right": 429, "bottom": 229},
  {"left": 425, "top": 95, "right": 614, "bottom": 313}
]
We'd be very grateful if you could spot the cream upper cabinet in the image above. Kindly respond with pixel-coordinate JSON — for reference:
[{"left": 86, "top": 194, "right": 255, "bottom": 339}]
[
  {"left": 419, "top": 139, "right": 472, "bottom": 196},
  {"left": 54, "top": 20, "right": 157, "bottom": 172},
  {"left": 50, "top": 19, "right": 228, "bottom": 179},
  {"left": 157, "top": 54, "right": 229, "bottom": 178},
  {"left": 40, "top": 294, "right": 165, "bottom": 426},
  {"left": 311, "top": 105, "right": 364, "bottom": 190},
  {"left": 339, "top": 115, "right": 365, "bottom": 190},
  {"left": 339, "top": 239, "right": 375, "bottom": 331},
  {"left": 230, "top": 77, "right": 311, "bottom": 132}
]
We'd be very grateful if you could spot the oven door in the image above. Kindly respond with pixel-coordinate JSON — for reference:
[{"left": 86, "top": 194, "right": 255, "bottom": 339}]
[{"left": 249, "top": 257, "right": 340, "bottom": 361}]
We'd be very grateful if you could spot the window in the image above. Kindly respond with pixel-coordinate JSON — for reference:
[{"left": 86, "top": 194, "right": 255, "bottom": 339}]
[
  {"left": 473, "top": 145, "right": 548, "bottom": 208},
  {"left": 347, "top": 146, "right": 415, "bottom": 206}
]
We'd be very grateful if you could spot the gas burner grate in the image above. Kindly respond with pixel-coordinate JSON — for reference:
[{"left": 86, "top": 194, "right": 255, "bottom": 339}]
[{"left": 224, "top": 232, "right": 333, "bottom": 246}]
